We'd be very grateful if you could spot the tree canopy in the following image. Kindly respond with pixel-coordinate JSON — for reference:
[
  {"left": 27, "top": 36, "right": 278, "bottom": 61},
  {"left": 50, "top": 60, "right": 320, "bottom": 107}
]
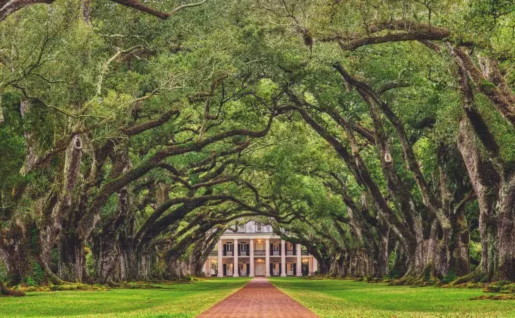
[{"left": 1, "top": 0, "right": 515, "bottom": 292}]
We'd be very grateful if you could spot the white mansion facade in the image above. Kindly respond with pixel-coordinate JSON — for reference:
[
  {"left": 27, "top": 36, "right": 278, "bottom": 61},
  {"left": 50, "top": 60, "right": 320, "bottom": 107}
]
[{"left": 203, "top": 221, "right": 318, "bottom": 277}]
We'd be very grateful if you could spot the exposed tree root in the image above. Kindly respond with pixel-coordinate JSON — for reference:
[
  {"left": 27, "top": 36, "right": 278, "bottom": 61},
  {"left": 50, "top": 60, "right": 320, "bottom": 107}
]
[
  {"left": 0, "top": 282, "right": 25, "bottom": 297},
  {"left": 390, "top": 265, "right": 440, "bottom": 286},
  {"left": 19, "top": 283, "right": 109, "bottom": 292},
  {"left": 450, "top": 267, "right": 486, "bottom": 285},
  {"left": 42, "top": 262, "right": 66, "bottom": 286},
  {"left": 482, "top": 281, "right": 515, "bottom": 294}
]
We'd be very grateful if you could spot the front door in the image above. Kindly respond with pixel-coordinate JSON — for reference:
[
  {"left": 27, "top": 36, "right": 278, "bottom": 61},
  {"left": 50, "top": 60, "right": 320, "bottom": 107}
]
[
  {"left": 272, "top": 263, "right": 280, "bottom": 276},
  {"left": 287, "top": 263, "right": 294, "bottom": 276},
  {"left": 226, "top": 263, "right": 233, "bottom": 276},
  {"left": 239, "top": 263, "right": 247, "bottom": 276},
  {"left": 255, "top": 262, "right": 265, "bottom": 276}
]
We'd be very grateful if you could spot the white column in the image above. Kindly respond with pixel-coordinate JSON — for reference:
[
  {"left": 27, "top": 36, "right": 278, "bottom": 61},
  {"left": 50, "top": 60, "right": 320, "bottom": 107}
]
[
  {"left": 249, "top": 239, "right": 255, "bottom": 277},
  {"left": 233, "top": 239, "right": 239, "bottom": 277},
  {"left": 205, "top": 259, "right": 210, "bottom": 277},
  {"left": 217, "top": 240, "right": 223, "bottom": 277},
  {"left": 296, "top": 244, "right": 302, "bottom": 276},
  {"left": 265, "top": 238, "right": 270, "bottom": 277},
  {"left": 308, "top": 258, "right": 312, "bottom": 276},
  {"left": 280, "top": 240, "right": 286, "bottom": 277},
  {"left": 313, "top": 257, "right": 318, "bottom": 273}
]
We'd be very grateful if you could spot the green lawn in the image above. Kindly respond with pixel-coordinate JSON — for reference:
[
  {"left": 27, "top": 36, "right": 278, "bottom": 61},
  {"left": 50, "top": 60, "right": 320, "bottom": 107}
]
[
  {"left": 3, "top": 277, "right": 515, "bottom": 318},
  {"left": 0, "top": 278, "right": 250, "bottom": 318},
  {"left": 269, "top": 277, "right": 515, "bottom": 318}
]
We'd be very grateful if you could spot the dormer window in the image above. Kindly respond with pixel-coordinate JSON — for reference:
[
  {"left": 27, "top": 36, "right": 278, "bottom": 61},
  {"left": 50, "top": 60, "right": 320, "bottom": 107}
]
[
  {"left": 238, "top": 224, "right": 245, "bottom": 232},
  {"left": 256, "top": 222, "right": 262, "bottom": 232}
]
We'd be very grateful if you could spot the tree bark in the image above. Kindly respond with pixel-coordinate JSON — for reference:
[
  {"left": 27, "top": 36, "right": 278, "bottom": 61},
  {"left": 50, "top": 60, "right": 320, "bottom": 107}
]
[
  {"left": 496, "top": 182, "right": 515, "bottom": 280},
  {"left": 58, "top": 231, "right": 86, "bottom": 283},
  {"left": 0, "top": 96, "right": 4, "bottom": 125},
  {"left": 93, "top": 185, "right": 130, "bottom": 283},
  {"left": 457, "top": 118, "right": 500, "bottom": 281}
]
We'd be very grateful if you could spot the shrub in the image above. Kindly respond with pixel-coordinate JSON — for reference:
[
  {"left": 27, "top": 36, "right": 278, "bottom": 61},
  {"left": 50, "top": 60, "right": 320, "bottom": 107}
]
[
  {"left": 24, "top": 261, "right": 45, "bottom": 286},
  {"left": 441, "top": 271, "right": 456, "bottom": 284}
]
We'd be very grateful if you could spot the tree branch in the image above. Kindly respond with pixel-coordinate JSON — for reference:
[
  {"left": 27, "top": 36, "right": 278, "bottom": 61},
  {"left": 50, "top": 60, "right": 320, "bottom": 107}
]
[
  {"left": 121, "top": 109, "right": 179, "bottom": 136},
  {"left": 110, "top": 0, "right": 206, "bottom": 20}
]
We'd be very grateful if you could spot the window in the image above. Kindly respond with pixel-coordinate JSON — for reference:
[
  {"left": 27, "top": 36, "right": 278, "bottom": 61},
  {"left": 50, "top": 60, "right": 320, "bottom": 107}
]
[
  {"left": 238, "top": 224, "right": 245, "bottom": 232},
  {"left": 226, "top": 242, "right": 233, "bottom": 251},
  {"left": 256, "top": 222, "right": 262, "bottom": 232}
]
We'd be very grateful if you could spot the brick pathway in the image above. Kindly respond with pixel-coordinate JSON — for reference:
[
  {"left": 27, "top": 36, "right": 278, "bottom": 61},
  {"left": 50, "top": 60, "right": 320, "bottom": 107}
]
[{"left": 197, "top": 277, "right": 318, "bottom": 318}]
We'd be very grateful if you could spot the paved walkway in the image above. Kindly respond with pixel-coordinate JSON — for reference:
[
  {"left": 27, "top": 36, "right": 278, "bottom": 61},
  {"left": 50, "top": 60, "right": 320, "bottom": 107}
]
[{"left": 197, "top": 277, "right": 318, "bottom": 318}]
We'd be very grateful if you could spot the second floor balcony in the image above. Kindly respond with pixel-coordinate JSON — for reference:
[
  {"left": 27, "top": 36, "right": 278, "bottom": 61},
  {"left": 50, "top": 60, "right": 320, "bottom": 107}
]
[
  {"left": 254, "top": 250, "right": 266, "bottom": 256},
  {"left": 221, "top": 250, "right": 250, "bottom": 256},
  {"left": 213, "top": 248, "right": 310, "bottom": 257}
]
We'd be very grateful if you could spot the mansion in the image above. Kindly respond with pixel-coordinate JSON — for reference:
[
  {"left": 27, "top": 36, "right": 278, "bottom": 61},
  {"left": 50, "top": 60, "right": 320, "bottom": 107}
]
[{"left": 203, "top": 221, "right": 318, "bottom": 277}]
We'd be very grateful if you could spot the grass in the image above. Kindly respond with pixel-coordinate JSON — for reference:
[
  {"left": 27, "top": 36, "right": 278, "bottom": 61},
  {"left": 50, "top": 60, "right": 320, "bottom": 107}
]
[
  {"left": 0, "top": 278, "right": 250, "bottom": 318},
  {"left": 269, "top": 277, "right": 515, "bottom": 318},
  {"left": 4, "top": 276, "right": 515, "bottom": 317}
]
